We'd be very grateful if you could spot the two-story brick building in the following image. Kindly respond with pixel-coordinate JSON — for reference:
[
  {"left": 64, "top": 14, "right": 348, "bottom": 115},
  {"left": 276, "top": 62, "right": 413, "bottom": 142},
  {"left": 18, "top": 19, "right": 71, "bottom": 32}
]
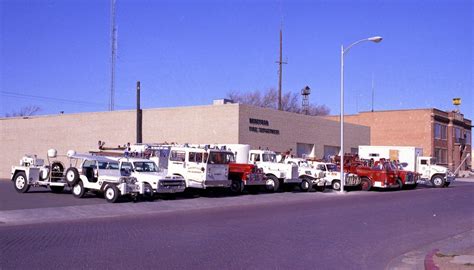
[{"left": 326, "top": 108, "right": 472, "bottom": 171}]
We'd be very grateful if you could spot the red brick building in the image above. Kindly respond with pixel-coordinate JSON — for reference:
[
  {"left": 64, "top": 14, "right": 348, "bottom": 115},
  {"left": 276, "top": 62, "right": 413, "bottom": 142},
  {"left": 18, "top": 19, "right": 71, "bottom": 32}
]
[{"left": 326, "top": 108, "right": 472, "bottom": 171}]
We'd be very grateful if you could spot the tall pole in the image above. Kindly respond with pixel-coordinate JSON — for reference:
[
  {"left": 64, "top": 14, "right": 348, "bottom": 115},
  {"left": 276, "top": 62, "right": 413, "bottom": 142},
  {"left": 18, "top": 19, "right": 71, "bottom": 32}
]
[
  {"left": 340, "top": 45, "right": 345, "bottom": 193},
  {"left": 136, "top": 81, "right": 142, "bottom": 143},
  {"left": 371, "top": 73, "right": 374, "bottom": 112},
  {"left": 339, "top": 35, "right": 382, "bottom": 194},
  {"left": 109, "top": 0, "right": 117, "bottom": 111},
  {"left": 278, "top": 29, "right": 283, "bottom": 111}
]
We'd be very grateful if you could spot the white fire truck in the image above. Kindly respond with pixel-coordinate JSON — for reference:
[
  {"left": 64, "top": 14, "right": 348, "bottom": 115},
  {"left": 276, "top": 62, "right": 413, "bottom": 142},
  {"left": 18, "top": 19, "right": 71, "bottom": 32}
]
[
  {"left": 134, "top": 144, "right": 232, "bottom": 190},
  {"left": 308, "top": 161, "right": 361, "bottom": 190},
  {"left": 282, "top": 157, "right": 327, "bottom": 191}
]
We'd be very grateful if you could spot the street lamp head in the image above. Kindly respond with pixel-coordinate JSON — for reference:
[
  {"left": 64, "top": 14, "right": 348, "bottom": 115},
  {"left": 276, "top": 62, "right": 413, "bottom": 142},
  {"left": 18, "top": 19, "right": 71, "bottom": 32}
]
[{"left": 368, "top": 36, "right": 383, "bottom": 43}]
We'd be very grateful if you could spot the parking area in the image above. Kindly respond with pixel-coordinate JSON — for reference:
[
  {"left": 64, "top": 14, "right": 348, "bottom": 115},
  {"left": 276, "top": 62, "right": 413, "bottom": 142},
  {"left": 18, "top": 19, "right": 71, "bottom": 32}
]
[{"left": 2, "top": 177, "right": 472, "bottom": 226}]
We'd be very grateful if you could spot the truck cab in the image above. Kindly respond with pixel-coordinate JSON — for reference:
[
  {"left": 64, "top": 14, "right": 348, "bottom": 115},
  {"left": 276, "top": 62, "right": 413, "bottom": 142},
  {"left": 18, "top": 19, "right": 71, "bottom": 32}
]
[
  {"left": 114, "top": 157, "right": 186, "bottom": 198},
  {"left": 248, "top": 150, "right": 303, "bottom": 192},
  {"left": 417, "top": 156, "right": 455, "bottom": 187},
  {"left": 311, "top": 161, "right": 360, "bottom": 191},
  {"left": 283, "top": 157, "right": 326, "bottom": 191}
]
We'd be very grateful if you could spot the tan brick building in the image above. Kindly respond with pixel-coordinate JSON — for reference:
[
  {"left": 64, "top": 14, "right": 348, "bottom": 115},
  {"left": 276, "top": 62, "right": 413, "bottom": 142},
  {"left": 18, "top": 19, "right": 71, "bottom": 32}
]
[
  {"left": 0, "top": 102, "right": 370, "bottom": 178},
  {"left": 326, "top": 109, "right": 472, "bottom": 171}
]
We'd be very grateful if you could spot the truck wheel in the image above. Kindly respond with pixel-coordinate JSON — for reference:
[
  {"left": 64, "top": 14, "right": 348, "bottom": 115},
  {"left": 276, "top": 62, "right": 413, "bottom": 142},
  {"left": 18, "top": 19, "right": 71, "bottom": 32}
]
[
  {"left": 72, "top": 181, "right": 86, "bottom": 198},
  {"left": 332, "top": 180, "right": 341, "bottom": 191},
  {"left": 396, "top": 179, "right": 403, "bottom": 190},
  {"left": 315, "top": 184, "right": 326, "bottom": 192},
  {"left": 13, "top": 172, "right": 30, "bottom": 193},
  {"left": 431, "top": 175, "right": 445, "bottom": 188},
  {"left": 300, "top": 178, "right": 313, "bottom": 192},
  {"left": 65, "top": 167, "right": 80, "bottom": 186},
  {"left": 50, "top": 185, "right": 65, "bottom": 193},
  {"left": 265, "top": 175, "right": 280, "bottom": 192},
  {"left": 360, "top": 178, "right": 372, "bottom": 191},
  {"left": 143, "top": 183, "right": 154, "bottom": 201},
  {"left": 230, "top": 180, "right": 244, "bottom": 194},
  {"left": 104, "top": 185, "right": 120, "bottom": 203},
  {"left": 51, "top": 162, "right": 64, "bottom": 180}
]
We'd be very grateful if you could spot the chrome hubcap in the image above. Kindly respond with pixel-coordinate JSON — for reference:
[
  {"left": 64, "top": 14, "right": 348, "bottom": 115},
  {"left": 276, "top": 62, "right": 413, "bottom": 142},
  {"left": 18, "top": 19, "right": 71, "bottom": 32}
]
[
  {"left": 266, "top": 179, "right": 275, "bottom": 187},
  {"left": 434, "top": 178, "right": 442, "bottom": 185},
  {"left": 302, "top": 181, "right": 309, "bottom": 189},
  {"left": 16, "top": 176, "right": 25, "bottom": 189},
  {"left": 73, "top": 184, "right": 81, "bottom": 195},
  {"left": 106, "top": 188, "right": 114, "bottom": 199}
]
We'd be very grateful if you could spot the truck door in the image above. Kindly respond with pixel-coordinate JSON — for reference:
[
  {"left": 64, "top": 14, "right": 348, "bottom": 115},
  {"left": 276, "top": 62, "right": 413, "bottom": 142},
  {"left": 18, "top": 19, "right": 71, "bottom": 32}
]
[
  {"left": 168, "top": 150, "right": 187, "bottom": 178},
  {"left": 418, "top": 158, "right": 430, "bottom": 179},
  {"left": 186, "top": 151, "right": 205, "bottom": 187}
]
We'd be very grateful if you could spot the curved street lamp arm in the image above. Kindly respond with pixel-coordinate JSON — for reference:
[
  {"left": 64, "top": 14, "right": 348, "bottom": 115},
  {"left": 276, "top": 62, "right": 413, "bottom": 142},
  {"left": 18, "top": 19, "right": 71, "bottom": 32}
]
[{"left": 343, "top": 38, "right": 371, "bottom": 54}]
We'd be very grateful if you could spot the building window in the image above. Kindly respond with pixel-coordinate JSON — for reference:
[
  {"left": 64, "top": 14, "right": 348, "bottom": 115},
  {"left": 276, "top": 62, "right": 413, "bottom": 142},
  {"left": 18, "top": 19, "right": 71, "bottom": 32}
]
[
  {"left": 434, "top": 123, "right": 447, "bottom": 140},
  {"left": 323, "top": 145, "right": 340, "bottom": 160},
  {"left": 454, "top": 127, "right": 462, "bottom": 143},
  {"left": 466, "top": 131, "right": 471, "bottom": 145},
  {"left": 434, "top": 148, "right": 447, "bottom": 164}
]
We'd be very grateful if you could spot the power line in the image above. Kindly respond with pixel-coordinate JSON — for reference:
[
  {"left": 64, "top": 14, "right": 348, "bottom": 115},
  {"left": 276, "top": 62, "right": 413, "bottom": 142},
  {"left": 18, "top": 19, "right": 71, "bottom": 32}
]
[{"left": 1, "top": 91, "right": 131, "bottom": 109}]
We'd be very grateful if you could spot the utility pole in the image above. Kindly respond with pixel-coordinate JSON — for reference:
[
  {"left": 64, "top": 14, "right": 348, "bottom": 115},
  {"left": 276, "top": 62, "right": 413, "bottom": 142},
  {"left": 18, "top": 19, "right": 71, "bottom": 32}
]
[
  {"left": 109, "top": 0, "right": 117, "bottom": 111},
  {"left": 276, "top": 29, "right": 287, "bottom": 111},
  {"left": 136, "top": 81, "right": 142, "bottom": 143}
]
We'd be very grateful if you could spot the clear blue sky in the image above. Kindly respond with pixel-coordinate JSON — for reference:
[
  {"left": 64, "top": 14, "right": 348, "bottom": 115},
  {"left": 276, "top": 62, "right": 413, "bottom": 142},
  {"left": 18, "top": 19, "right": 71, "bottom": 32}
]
[{"left": 1, "top": 0, "right": 472, "bottom": 121}]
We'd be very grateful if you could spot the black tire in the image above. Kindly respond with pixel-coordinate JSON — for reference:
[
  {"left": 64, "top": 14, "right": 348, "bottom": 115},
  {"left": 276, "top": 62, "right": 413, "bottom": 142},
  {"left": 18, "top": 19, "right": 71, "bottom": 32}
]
[
  {"left": 265, "top": 175, "right": 280, "bottom": 192},
  {"left": 230, "top": 179, "right": 244, "bottom": 194},
  {"left": 315, "top": 183, "right": 326, "bottom": 192},
  {"left": 396, "top": 179, "right": 403, "bottom": 190},
  {"left": 299, "top": 177, "right": 313, "bottom": 192},
  {"left": 332, "top": 180, "right": 341, "bottom": 191},
  {"left": 143, "top": 183, "right": 155, "bottom": 201},
  {"left": 104, "top": 185, "right": 120, "bottom": 203},
  {"left": 50, "top": 161, "right": 64, "bottom": 180},
  {"left": 65, "top": 167, "right": 80, "bottom": 186},
  {"left": 50, "top": 185, "right": 65, "bottom": 193},
  {"left": 72, "top": 181, "right": 86, "bottom": 198},
  {"left": 431, "top": 175, "right": 445, "bottom": 188},
  {"left": 360, "top": 177, "right": 372, "bottom": 191},
  {"left": 13, "top": 172, "right": 30, "bottom": 193}
]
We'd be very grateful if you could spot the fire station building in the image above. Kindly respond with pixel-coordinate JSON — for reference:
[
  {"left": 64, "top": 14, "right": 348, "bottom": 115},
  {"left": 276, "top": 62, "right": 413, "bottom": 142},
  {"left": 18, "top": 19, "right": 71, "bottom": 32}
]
[{"left": 0, "top": 101, "right": 370, "bottom": 178}]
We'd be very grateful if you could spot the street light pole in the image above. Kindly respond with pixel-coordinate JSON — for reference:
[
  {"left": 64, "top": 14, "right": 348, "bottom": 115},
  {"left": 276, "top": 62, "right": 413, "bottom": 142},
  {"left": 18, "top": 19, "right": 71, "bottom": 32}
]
[{"left": 340, "top": 36, "right": 382, "bottom": 193}]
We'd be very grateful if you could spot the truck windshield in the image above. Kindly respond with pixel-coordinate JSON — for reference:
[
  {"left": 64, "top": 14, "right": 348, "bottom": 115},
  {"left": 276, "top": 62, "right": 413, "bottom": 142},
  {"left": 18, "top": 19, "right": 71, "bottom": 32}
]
[
  {"left": 326, "top": 164, "right": 338, "bottom": 171},
  {"left": 298, "top": 161, "right": 310, "bottom": 167},
  {"left": 133, "top": 161, "right": 158, "bottom": 172},
  {"left": 208, "top": 152, "right": 232, "bottom": 164},
  {"left": 262, "top": 153, "right": 277, "bottom": 162},
  {"left": 98, "top": 161, "right": 119, "bottom": 170},
  {"left": 225, "top": 153, "right": 236, "bottom": 163}
]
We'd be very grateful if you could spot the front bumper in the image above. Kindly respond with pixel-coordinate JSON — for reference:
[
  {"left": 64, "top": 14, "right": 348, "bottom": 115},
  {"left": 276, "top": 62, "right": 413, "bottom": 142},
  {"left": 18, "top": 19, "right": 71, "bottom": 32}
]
[
  {"left": 243, "top": 173, "right": 266, "bottom": 186},
  {"left": 283, "top": 178, "right": 302, "bottom": 184},
  {"left": 120, "top": 182, "right": 144, "bottom": 195},
  {"left": 204, "top": 179, "right": 232, "bottom": 188},
  {"left": 156, "top": 180, "right": 186, "bottom": 193},
  {"left": 373, "top": 181, "right": 399, "bottom": 189},
  {"left": 446, "top": 175, "right": 455, "bottom": 183},
  {"left": 344, "top": 176, "right": 361, "bottom": 187}
]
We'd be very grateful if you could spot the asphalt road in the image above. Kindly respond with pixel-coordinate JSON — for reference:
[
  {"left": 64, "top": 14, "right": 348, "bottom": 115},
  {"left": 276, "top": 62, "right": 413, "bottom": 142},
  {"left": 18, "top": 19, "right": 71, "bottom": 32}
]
[{"left": 1, "top": 180, "right": 473, "bottom": 269}]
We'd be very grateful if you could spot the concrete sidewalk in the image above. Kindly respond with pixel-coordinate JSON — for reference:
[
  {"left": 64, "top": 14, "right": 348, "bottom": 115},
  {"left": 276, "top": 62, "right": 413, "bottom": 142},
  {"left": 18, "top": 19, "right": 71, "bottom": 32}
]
[{"left": 387, "top": 229, "right": 474, "bottom": 269}]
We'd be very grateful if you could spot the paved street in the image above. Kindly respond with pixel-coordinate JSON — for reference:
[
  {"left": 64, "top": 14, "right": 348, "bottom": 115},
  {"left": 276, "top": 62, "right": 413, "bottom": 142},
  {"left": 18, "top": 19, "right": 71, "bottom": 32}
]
[{"left": 0, "top": 179, "right": 473, "bottom": 269}]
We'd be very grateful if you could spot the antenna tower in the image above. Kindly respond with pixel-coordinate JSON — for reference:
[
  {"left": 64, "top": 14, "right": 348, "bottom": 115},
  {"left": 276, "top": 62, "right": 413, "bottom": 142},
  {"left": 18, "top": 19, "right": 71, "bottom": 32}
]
[{"left": 109, "top": 0, "right": 117, "bottom": 111}]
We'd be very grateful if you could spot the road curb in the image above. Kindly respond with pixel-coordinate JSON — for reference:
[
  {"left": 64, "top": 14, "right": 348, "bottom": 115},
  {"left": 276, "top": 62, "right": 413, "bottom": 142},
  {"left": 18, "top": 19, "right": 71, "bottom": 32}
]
[{"left": 424, "top": 249, "right": 439, "bottom": 270}]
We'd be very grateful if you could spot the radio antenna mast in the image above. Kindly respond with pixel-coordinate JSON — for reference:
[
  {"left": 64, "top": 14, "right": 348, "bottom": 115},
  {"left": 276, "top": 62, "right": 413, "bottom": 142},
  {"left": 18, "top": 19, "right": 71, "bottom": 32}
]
[
  {"left": 109, "top": 0, "right": 117, "bottom": 111},
  {"left": 276, "top": 0, "right": 287, "bottom": 111}
]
